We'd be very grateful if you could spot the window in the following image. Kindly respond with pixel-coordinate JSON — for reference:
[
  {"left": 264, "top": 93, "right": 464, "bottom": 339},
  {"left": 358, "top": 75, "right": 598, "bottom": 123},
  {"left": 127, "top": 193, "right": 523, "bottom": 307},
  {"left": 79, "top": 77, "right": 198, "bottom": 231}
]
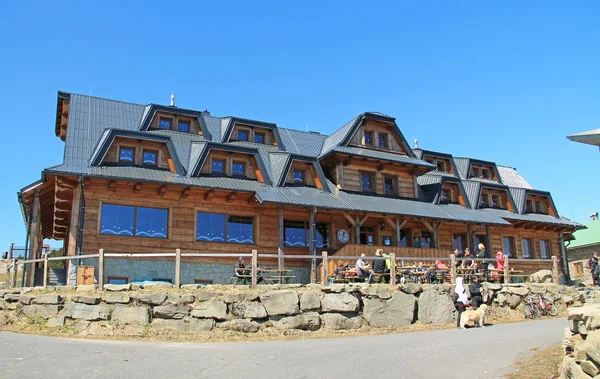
[
  {"left": 178, "top": 121, "right": 190, "bottom": 133},
  {"left": 383, "top": 236, "right": 392, "bottom": 246},
  {"left": 194, "top": 279, "right": 213, "bottom": 285},
  {"left": 284, "top": 220, "right": 330, "bottom": 248},
  {"left": 453, "top": 234, "right": 467, "bottom": 252},
  {"left": 378, "top": 134, "right": 387, "bottom": 148},
  {"left": 399, "top": 230, "right": 409, "bottom": 247},
  {"left": 108, "top": 277, "right": 128, "bottom": 285},
  {"left": 526, "top": 199, "right": 534, "bottom": 213},
  {"left": 254, "top": 133, "right": 265, "bottom": 144},
  {"left": 237, "top": 130, "right": 248, "bottom": 141},
  {"left": 420, "top": 232, "right": 432, "bottom": 248},
  {"left": 522, "top": 238, "right": 532, "bottom": 258},
  {"left": 540, "top": 240, "right": 550, "bottom": 259},
  {"left": 119, "top": 147, "right": 134, "bottom": 163},
  {"left": 196, "top": 212, "right": 254, "bottom": 244},
  {"left": 491, "top": 194, "right": 501, "bottom": 209},
  {"left": 364, "top": 131, "right": 373, "bottom": 145},
  {"left": 479, "top": 196, "right": 488, "bottom": 208},
  {"left": 361, "top": 172, "right": 374, "bottom": 192},
  {"left": 573, "top": 262, "right": 583, "bottom": 277},
  {"left": 436, "top": 160, "right": 447, "bottom": 172},
  {"left": 100, "top": 204, "right": 168, "bottom": 238},
  {"left": 293, "top": 170, "right": 304, "bottom": 183},
  {"left": 212, "top": 159, "right": 225, "bottom": 173},
  {"left": 142, "top": 150, "right": 157, "bottom": 166},
  {"left": 470, "top": 166, "right": 481, "bottom": 178},
  {"left": 232, "top": 162, "right": 245, "bottom": 177},
  {"left": 425, "top": 158, "right": 435, "bottom": 165},
  {"left": 441, "top": 190, "right": 449, "bottom": 203},
  {"left": 502, "top": 237, "right": 515, "bottom": 257},
  {"left": 535, "top": 200, "right": 546, "bottom": 214},
  {"left": 383, "top": 176, "right": 396, "bottom": 195},
  {"left": 481, "top": 168, "right": 491, "bottom": 179},
  {"left": 159, "top": 118, "right": 172, "bottom": 130}
]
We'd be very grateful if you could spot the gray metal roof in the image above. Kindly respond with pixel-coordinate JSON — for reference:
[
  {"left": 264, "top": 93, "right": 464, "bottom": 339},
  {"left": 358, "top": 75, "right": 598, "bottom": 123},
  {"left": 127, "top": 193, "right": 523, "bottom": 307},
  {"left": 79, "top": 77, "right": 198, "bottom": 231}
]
[
  {"left": 35, "top": 92, "right": 581, "bottom": 230},
  {"left": 479, "top": 208, "right": 581, "bottom": 228},
  {"left": 509, "top": 187, "right": 527, "bottom": 214}
]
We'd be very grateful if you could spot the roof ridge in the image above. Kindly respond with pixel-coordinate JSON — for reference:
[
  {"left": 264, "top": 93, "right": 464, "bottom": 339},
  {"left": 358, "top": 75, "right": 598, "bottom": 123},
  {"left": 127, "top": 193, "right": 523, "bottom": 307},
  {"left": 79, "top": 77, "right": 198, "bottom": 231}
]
[
  {"left": 65, "top": 91, "right": 145, "bottom": 107},
  {"left": 278, "top": 127, "right": 324, "bottom": 136}
]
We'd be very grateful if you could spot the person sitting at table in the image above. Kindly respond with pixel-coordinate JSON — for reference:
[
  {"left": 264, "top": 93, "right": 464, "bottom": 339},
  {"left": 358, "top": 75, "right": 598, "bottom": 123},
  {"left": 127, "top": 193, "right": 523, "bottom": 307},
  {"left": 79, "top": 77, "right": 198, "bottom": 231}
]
[
  {"left": 471, "top": 262, "right": 482, "bottom": 275},
  {"left": 469, "top": 275, "right": 483, "bottom": 309},
  {"left": 249, "top": 257, "right": 265, "bottom": 284},
  {"left": 454, "top": 277, "right": 470, "bottom": 328},
  {"left": 334, "top": 261, "right": 345, "bottom": 277},
  {"left": 415, "top": 262, "right": 426, "bottom": 272},
  {"left": 464, "top": 248, "right": 474, "bottom": 268},
  {"left": 233, "top": 257, "right": 250, "bottom": 284},
  {"left": 356, "top": 253, "right": 370, "bottom": 279},
  {"left": 368, "top": 250, "right": 387, "bottom": 284}
]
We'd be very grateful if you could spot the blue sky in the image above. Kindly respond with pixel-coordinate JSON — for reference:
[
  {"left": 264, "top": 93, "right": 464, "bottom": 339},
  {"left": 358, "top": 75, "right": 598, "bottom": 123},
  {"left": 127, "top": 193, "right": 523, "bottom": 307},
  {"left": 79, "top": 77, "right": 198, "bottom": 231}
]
[{"left": 1, "top": 1, "right": 599, "bottom": 251}]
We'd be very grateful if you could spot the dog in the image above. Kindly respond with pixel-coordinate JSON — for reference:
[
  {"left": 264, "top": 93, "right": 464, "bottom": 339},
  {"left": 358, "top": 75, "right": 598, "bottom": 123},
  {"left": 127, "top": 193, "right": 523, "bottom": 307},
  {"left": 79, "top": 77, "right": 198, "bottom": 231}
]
[{"left": 459, "top": 304, "right": 488, "bottom": 329}]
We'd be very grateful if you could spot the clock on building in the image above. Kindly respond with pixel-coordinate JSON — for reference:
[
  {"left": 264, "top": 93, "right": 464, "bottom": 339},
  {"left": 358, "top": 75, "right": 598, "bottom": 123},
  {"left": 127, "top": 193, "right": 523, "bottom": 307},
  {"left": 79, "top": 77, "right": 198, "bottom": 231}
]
[{"left": 337, "top": 229, "right": 349, "bottom": 244}]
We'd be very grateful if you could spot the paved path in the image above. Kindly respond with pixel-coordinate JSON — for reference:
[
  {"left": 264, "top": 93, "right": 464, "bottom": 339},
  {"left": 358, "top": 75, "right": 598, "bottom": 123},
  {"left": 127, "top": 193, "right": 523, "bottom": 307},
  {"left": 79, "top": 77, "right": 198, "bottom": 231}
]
[{"left": 0, "top": 318, "right": 566, "bottom": 379}]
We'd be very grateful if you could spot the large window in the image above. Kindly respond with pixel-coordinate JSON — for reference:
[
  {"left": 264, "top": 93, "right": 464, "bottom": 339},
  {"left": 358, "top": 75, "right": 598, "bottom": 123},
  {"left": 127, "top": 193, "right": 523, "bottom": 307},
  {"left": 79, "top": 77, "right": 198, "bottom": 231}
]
[
  {"left": 100, "top": 204, "right": 168, "bottom": 238},
  {"left": 421, "top": 232, "right": 432, "bottom": 248},
  {"left": 502, "top": 236, "right": 515, "bottom": 257},
  {"left": 540, "top": 240, "right": 550, "bottom": 259},
  {"left": 453, "top": 234, "right": 467, "bottom": 252},
  {"left": 522, "top": 238, "right": 532, "bottom": 258},
  {"left": 196, "top": 212, "right": 254, "bottom": 244},
  {"left": 284, "top": 220, "right": 329, "bottom": 248},
  {"left": 361, "top": 172, "right": 374, "bottom": 192}
]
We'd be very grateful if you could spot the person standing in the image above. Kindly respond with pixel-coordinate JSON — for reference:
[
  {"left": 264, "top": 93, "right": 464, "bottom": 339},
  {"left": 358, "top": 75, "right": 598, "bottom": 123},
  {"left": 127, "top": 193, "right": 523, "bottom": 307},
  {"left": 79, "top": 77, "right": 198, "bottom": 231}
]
[
  {"left": 369, "top": 249, "right": 387, "bottom": 284},
  {"left": 454, "top": 277, "right": 470, "bottom": 328},
  {"left": 588, "top": 252, "right": 599, "bottom": 286}
]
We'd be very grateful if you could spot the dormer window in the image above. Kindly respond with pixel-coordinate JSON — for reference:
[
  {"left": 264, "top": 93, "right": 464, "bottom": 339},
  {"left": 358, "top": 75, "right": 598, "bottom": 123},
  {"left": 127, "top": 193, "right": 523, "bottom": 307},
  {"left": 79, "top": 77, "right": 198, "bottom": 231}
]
[
  {"left": 255, "top": 132, "right": 265, "bottom": 144},
  {"left": 378, "top": 134, "right": 388, "bottom": 148},
  {"left": 491, "top": 194, "right": 500, "bottom": 208},
  {"left": 178, "top": 121, "right": 189, "bottom": 133},
  {"left": 293, "top": 170, "right": 304, "bottom": 183},
  {"left": 237, "top": 130, "right": 248, "bottom": 142},
  {"left": 142, "top": 150, "right": 157, "bottom": 166},
  {"left": 364, "top": 131, "right": 373, "bottom": 146},
  {"left": 436, "top": 160, "right": 447, "bottom": 172},
  {"left": 441, "top": 190, "right": 449, "bottom": 203},
  {"left": 119, "top": 147, "right": 135, "bottom": 163},
  {"left": 482, "top": 168, "right": 491, "bottom": 179},
  {"left": 232, "top": 162, "right": 245, "bottom": 177},
  {"left": 361, "top": 172, "right": 374, "bottom": 192},
  {"left": 212, "top": 159, "right": 225, "bottom": 174},
  {"left": 479, "top": 197, "right": 487, "bottom": 208},
  {"left": 526, "top": 199, "right": 534, "bottom": 212},
  {"left": 159, "top": 118, "right": 172, "bottom": 130},
  {"left": 535, "top": 200, "right": 546, "bottom": 214}
]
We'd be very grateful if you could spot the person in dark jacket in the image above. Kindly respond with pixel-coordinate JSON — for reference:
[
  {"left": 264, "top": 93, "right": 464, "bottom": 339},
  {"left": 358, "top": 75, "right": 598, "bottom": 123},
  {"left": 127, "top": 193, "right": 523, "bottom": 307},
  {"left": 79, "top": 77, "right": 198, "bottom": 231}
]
[
  {"left": 469, "top": 275, "right": 483, "bottom": 309},
  {"left": 234, "top": 257, "right": 249, "bottom": 284},
  {"left": 368, "top": 249, "right": 387, "bottom": 283},
  {"left": 589, "top": 252, "right": 599, "bottom": 286}
]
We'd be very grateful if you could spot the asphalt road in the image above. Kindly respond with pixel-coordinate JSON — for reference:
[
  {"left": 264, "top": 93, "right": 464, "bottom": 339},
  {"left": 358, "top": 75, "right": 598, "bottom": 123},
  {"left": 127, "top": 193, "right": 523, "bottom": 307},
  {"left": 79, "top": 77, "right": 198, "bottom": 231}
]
[{"left": 0, "top": 318, "right": 566, "bottom": 379}]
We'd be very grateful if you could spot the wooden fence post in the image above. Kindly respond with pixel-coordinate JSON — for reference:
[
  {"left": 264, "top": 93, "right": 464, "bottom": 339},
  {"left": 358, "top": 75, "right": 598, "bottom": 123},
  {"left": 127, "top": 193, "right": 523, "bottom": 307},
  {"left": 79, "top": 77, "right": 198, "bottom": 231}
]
[
  {"left": 175, "top": 248, "right": 181, "bottom": 288},
  {"left": 12, "top": 260, "right": 18, "bottom": 288},
  {"left": 390, "top": 253, "right": 397, "bottom": 285},
  {"left": 43, "top": 253, "right": 48, "bottom": 288},
  {"left": 251, "top": 249, "right": 258, "bottom": 288},
  {"left": 98, "top": 249, "right": 104, "bottom": 291},
  {"left": 450, "top": 254, "right": 457, "bottom": 285},
  {"left": 321, "top": 251, "right": 328, "bottom": 285},
  {"left": 504, "top": 255, "right": 510, "bottom": 284},
  {"left": 552, "top": 255, "right": 559, "bottom": 284}
]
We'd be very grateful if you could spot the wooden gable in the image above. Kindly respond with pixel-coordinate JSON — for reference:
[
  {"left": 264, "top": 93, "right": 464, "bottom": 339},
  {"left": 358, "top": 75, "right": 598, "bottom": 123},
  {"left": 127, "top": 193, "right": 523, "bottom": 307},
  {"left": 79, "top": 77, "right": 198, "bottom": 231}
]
[
  {"left": 469, "top": 163, "right": 498, "bottom": 181},
  {"left": 440, "top": 182, "right": 465, "bottom": 205},
  {"left": 348, "top": 119, "right": 409, "bottom": 154},
  {"left": 423, "top": 155, "right": 454, "bottom": 174},
  {"left": 103, "top": 137, "right": 176, "bottom": 172},
  {"left": 285, "top": 161, "right": 322, "bottom": 189},
  {"left": 480, "top": 187, "right": 513, "bottom": 211},
  {"left": 525, "top": 194, "right": 555, "bottom": 216},
  {"left": 200, "top": 150, "right": 264, "bottom": 182},
  {"left": 231, "top": 124, "right": 277, "bottom": 146},
  {"left": 149, "top": 111, "right": 202, "bottom": 135}
]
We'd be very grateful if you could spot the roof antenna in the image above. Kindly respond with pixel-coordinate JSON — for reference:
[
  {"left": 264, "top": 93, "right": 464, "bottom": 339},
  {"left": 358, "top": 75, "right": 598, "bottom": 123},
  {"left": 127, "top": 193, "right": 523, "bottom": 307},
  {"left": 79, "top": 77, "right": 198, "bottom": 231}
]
[
  {"left": 170, "top": 94, "right": 176, "bottom": 107},
  {"left": 414, "top": 138, "right": 418, "bottom": 149}
]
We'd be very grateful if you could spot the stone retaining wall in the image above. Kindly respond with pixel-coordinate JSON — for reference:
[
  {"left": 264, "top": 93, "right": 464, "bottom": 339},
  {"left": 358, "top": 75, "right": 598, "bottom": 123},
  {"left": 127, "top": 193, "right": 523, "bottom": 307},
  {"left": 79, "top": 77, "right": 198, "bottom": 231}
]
[
  {"left": 560, "top": 305, "right": 600, "bottom": 378},
  {"left": 0, "top": 283, "right": 580, "bottom": 336}
]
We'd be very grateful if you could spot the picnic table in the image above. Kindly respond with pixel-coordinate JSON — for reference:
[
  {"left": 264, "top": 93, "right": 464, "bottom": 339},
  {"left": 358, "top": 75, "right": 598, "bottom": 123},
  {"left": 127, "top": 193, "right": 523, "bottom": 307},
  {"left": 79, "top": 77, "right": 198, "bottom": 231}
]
[{"left": 233, "top": 268, "right": 296, "bottom": 284}]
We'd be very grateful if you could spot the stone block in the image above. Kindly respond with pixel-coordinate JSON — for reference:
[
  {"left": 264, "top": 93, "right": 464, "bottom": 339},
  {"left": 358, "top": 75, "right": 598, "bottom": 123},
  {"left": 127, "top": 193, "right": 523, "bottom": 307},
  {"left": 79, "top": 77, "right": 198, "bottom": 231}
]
[
  {"left": 141, "top": 283, "right": 173, "bottom": 290},
  {"left": 224, "top": 292, "right": 260, "bottom": 303},
  {"left": 191, "top": 300, "right": 229, "bottom": 320},
  {"left": 104, "top": 284, "right": 132, "bottom": 292},
  {"left": 195, "top": 292, "right": 218, "bottom": 302},
  {"left": 418, "top": 289, "right": 456, "bottom": 324},
  {"left": 151, "top": 318, "right": 214, "bottom": 333},
  {"left": 32, "top": 294, "right": 62, "bottom": 305},
  {"left": 496, "top": 293, "right": 522, "bottom": 309},
  {"left": 4, "top": 294, "right": 20, "bottom": 302},
  {"left": 320, "top": 285, "right": 344, "bottom": 293},
  {"left": 586, "top": 312, "right": 600, "bottom": 331},
  {"left": 71, "top": 295, "right": 101, "bottom": 305},
  {"left": 359, "top": 286, "right": 392, "bottom": 299},
  {"left": 152, "top": 305, "right": 190, "bottom": 319},
  {"left": 398, "top": 283, "right": 422, "bottom": 295},
  {"left": 217, "top": 319, "right": 260, "bottom": 333},
  {"left": 271, "top": 312, "right": 320, "bottom": 331},
  {"left": 17, "top": 295, "right": 34, "bottom": 305},
  {"left": 64, "top": 302, "right": 110, "bottom": 321},
  {"left": 0, "top": 299, "right": 9, "bottom": 310},
  {"left": 320, "top": 313, "right": 363, "bottom": 330},
  {"left": 231, "top": 301, "right": 268, "bottom": 319},
  {"left": 321, "top": 293, "right": 359, "bottom": 313},
  {"left": 102, "top": 293, "right": 130, "bottom": 304},
  {"left": 530, "top": 270, "right": 553, "bottom": 283},
  {"left": 581, "top": 360, "right": 600, "bottom": 377},
  {"left": 75, "top": 285, "right": 97, "bottom": 292},
  {"left": 112, "top": 305, "right": 149, "bottom": 325},
  {"left": 131, "top": 293, "right": 168, "bottom": 306},
  {"left": 300, "top": 291, "right": 321, "bottom": 311},
  {"left": 46, "top": 316, "right": 65, "bottom": 328},
  {"left": 167, "top": 294, "right": 195, "bottom": 305},
  {"left": 364, "top": 291, "right": 416, "bottom": 327},
  {"left": 21, "top": 305, "right": 61, "bottom": 319},
  {"left": 583, "top": 330, "right": 600, "bottom": 366},
  {"left": 505, "top": 286, "right": 530, "bottom": 297},
  {"left": 259, "top": 291, "right": 299, "bottom": 316}
]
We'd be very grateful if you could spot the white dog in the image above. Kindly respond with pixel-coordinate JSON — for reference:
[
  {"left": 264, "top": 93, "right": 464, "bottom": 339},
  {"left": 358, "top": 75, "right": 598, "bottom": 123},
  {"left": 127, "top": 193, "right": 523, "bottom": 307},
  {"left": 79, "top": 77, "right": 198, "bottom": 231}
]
[{"left": 459, "top": 304, "right": 488, "bottom": 329}]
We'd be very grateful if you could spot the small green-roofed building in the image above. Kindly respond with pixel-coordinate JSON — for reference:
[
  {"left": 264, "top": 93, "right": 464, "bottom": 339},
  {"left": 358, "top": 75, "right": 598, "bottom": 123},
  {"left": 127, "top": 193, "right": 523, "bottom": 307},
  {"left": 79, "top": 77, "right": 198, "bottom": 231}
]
[{"left": 567, "top": 215, "right": 600, "bottom": 283}]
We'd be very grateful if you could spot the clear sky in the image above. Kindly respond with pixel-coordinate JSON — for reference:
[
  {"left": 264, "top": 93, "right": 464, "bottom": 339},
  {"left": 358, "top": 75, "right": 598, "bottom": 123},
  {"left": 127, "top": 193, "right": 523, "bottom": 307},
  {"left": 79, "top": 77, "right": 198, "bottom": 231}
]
[{"left": 1, "top": 1, "right": 599, "bottom": 251}]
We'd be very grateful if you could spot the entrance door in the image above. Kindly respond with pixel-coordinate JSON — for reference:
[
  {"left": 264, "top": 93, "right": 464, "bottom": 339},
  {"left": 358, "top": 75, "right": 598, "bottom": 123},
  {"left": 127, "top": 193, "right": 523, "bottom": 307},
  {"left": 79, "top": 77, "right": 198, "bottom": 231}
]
[{"left": 360, "top": 227, "right": 375, "bottom": 245}]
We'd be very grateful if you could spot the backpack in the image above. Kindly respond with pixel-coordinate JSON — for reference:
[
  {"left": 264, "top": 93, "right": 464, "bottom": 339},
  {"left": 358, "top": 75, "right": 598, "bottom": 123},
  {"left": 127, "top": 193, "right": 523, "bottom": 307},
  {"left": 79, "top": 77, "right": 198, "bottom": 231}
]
[
  {"left": 586, "top": 258, "right": 592, "bottom": 269},
  {"left": 452, "top": 291, "right": 459, "bottom": 303}
]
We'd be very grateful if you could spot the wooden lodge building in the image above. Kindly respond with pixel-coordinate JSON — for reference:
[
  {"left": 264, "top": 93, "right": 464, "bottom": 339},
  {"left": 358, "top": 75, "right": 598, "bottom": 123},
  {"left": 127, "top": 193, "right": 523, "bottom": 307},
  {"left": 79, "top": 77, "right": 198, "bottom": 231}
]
[{"left": 18, "top": 92, "right": 582, "bottom": 285}]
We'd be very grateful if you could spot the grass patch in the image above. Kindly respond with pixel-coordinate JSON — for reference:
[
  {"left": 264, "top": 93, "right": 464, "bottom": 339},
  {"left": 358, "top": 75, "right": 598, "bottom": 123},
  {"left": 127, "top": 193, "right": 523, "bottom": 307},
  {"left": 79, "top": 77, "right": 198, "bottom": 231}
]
[{"left": 505, "top": 344, "right": 563, "bottom": 379}]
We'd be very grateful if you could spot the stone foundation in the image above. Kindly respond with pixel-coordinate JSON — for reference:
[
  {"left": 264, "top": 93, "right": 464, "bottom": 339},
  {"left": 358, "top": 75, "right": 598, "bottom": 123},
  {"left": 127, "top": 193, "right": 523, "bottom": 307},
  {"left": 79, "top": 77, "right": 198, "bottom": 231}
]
[
  {"left": 0, "top": 282, "right": 581, "bottom": 337},
  {"left": 560, "top": 304, "right": 600, "bottom": 378}
]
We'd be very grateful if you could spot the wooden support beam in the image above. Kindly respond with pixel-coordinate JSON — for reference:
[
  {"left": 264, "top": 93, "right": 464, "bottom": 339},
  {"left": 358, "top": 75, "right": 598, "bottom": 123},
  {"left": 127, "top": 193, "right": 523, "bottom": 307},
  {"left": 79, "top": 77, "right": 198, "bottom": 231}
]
[
  {"left": 158, "top": 185, "right": 167, "bottom": 197},
  {"left": 309, "top": 208, "right": 316, "bottom": 283},
  {"left": 486, "top": 225, "right": 493, "bottom": 253},
  {"left": 108, "top": 180, "right": 116, "bottom": 191},
  {"left": 355, "top": 215, "right": 361, "bottom": 244},
  {"left": 321, "top": 251, "right": 328, "bottom": 285},
  {"left": 342, "top": 159, "right": 351, "bottom": 166},
  {"left": 278, "top": 208, "right": 284, "bottom": 283},
  {"left": 174, "top": 248, "right": 181, "bottom": 288},
  {"left": 420, "top": 219, "right": 433, "bottom": 233},
  {"left": 357, "top": 214, "right": 370, "bottom": 227},
  {"left": 226, "top": 192, "right": 238, "bottom": 202},
  {"left": 134, "top": 182, "right": 142, "bottom": 193},
  {"left": 181, "top": 187, "right": 191, "bottom": 199},
  {"left": 432, "top": 221, "right": 440, "bottom": 249},
  {"left": 376, "top": 164, "right": 385, "bottom": 172},
  {"left": 383, "top": 215, "right": 396, "bottom": 229},
  {"left": 343, "top": 212, "right": 356, "bottom": 227},
  {"left": 83, "top": 177, "right": 91, "bottom": 187},
  {"left": 203, "top": 189, "right": 214, "bottom": 200},
  {"left": 98, "top": 249, "right": 104, "bottom": 291},
  {"left": 390, "top": 253, "right": 397, "bottom": 285}
]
